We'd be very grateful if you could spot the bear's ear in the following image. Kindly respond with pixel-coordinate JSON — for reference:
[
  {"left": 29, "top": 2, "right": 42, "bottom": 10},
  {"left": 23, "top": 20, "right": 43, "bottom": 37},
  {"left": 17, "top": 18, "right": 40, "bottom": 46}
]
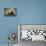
[{"left": 8, "top": 37, "right": 10, "bottom": 40}]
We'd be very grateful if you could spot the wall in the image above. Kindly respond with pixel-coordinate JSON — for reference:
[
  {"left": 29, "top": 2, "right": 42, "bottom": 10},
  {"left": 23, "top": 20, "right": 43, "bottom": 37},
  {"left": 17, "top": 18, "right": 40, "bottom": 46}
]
[{"left": 0, "top": 0, "right": 46, "bottom": 44}]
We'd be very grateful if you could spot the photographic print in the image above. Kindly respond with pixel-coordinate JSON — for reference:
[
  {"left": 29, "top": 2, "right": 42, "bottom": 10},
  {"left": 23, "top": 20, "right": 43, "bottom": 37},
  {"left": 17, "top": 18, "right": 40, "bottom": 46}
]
[{"left": 4, "top": 8, "right": 16, "bottom": 16}]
